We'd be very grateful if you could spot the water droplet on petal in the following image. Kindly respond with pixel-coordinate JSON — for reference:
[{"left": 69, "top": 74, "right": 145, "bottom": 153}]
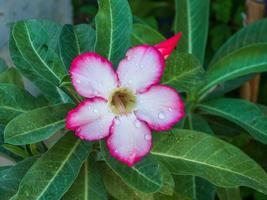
[
  {"left": 134, "top": 120, "right": 141, "bottom": 128},
  {"left": 145, "top": 134, "right": 152, "bottom": 141},
  {"left": 76, "top": 79, "right": 81, "bottom": 84},
  {"left": 168, "top": 107, "right": 173, "bottom": 112},
  {"left": 140, "top": 64, "right": 145, "bottom": 68},
  {"left": 115, "top": 118, "right": 120, "bottom": 125},
  {"left": 135, "top": 63, "right": 138, "bottom": 67},
  {"left": 128, "top": 80, "right": 132, "bottom": 84},
  {"left": 94, "top": 109, "right": 98, "bottom": 113},
  {"left": 158, "top": 112, "right": 165, "bottom": 119},
  {"left": 88, "top": 106, "right": 91, "bottom": 110}
]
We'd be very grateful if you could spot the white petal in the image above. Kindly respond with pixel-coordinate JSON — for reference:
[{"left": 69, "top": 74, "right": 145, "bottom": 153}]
[
  {"left": 117, "top": 45, "right": 164, "bottom": 93},
  {"left": 107, "top": 113, "right": 152, "bottom": 166},
  {"left": 135, "top": 85, "right": 185, "bottom": 131},
  {"left": 66, "top": 98, "right": 115, "bottom": 140},
  {"left": 70, "top": 52, "right": 118, "bottom": 99}
]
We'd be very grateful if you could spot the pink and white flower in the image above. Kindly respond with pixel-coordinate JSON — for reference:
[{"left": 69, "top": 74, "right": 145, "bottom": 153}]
[{"left": 66, "top": 33, "right": 185, "bottom": 166}]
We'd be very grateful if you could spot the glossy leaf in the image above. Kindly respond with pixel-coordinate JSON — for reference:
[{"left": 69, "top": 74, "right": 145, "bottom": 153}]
[
  {"left": 62, "top": 157, "right": 108, "bottom": 200},
  {"left": 162, "top": 52, "right": 205, "bottom": 93},
  {"left": 131, "top": 23, "right": 164, "bottom": 46},
  {"left": 100, "top": 141, "right": 163, "bottom": 193},
  {"left": 151, "top": 129, "right": 267, "bottom": 194},
  {"left": 0, "top": 83, "right": 40, "bottom": 124},
  {"left": 0, "top": 157, "right": 37, "bottom": 200},
  {"left": 198, "top": 98, "right": 267, "bottom": 144},
  {"left": 211, "top": 19, "right": 267, "bottom": 65},
  {"left": 0, "top": 68, "right": 23, "bottom": 87},
  {"left": 103, "top": 165, "right": 153, "bottom": 200},
  {"left": 216, "top": 187, "right": 241, "bottom": 200},
  {"left": 95, "top": 0, "right": 132, "bottom": 65},
  {"left": 174, "top": 0, "right": 209, "bottom": 63},
  {"left": 59, "top": 24, "right": 96, "bottom": 70},
  {"left": 174, "top": 175, "right": 215, "bottom": 200},
  {"left": 11, "top": 134, "right": 92, "bottom": 200},
  {"left": 10, "top": 19, "right": 65, "bottom": 103},
  {"left": 198, "top": 45, "right": 267, "bottom": 99},
  {"left": 4, "top": 103, "right": 74, "bottom": 145}
]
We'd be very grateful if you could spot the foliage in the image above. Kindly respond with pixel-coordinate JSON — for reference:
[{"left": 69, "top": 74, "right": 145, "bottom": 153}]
[{"left": 0, "top": 0, "right": 267, "bottom": 200}]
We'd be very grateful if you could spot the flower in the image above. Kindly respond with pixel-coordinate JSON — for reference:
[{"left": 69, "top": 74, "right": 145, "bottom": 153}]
[{"left": 66, "top": 33, "right": 185, "bottom": 166}]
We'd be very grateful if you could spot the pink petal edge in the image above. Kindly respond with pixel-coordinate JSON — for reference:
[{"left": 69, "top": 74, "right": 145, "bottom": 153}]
[
  {"left": 70, "top": 52, "right": 119, "bottom": 99},
  {"left": 106, "top": 115, "right": 152, "bottom": 167},
  {"left": 154, "top": 32, "right": 182, "bottom": 59},
  {"left": 117, "top": 45, "right": 165, "bottom": 93},
  {"left": 66, "top": 97, "right": 114, "bottom": 141},
  {"left": 136, "top": 84, "right": 186, "bottom": 131}
]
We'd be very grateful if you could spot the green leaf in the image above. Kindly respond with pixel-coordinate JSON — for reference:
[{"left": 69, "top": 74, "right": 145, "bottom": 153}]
[
  {"left": 100, "top": 141, "right": 163, "bottom": 193},
  {"left": 2, "top": 144, "right": 30, "bottom": 158},
  {"left": 62, "top": 156, "right": 108, "bottom": 200},
  {"left": 131, "top": 23, "right": 164, "bottom": 46},
  {"left": 0, "top": 68, "right": 24, "bottom": 88},
  {"left": 162, "top": 52, "right": 205, "bottom": 93},
  {"left": 0, "top": 157, "right": 37, "bottom": 200},
  {"left": 0, "top": 58, "right": 7, "bottom": 73},
  {"left": 198, "top": 98, "right": 267, "bottom": 144},
  {"left": 11, "top": 134, "right": 92, "bottom": 200},
  {"left": 216, "top": 187, "right": 241, "bottom": 200},
  {"left": 174, "top": 175, "right": 216, "bottom": 200},
  {"left": 0, "top": 83, "right": 40, "bottom": 124},
  {"left": 9, "top": 19, "right": 65, "bottom": 103},
  {"left": 151, "top": 129, "right": 267, "bottom": 194},
  {"left": 59, "top": 24, "right": 96, "bottom": 70},
  {"left": 211, "top": 19, "right": 267, "bottom": 65},
  {"left": 174, "top": 0, "right": 210, "bottom": 63},
  {"left": 95, "top": 0, "right": 132, "bottom": 65},
  {"left": 102, "top": 164, "right": 153, "bottom": 200},
  {"left": 4, "top": 103, "right": 74, "bottom": 145},
  {"left": 198, "top": 45, "right": 267, "bottom": 99},
  {"left": 186, "top": 114, "right": 214, "bottom": 135}
]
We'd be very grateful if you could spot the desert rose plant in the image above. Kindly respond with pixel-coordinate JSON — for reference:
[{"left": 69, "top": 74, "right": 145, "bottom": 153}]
[{"left": 1, "top": 0, "right": 267, "bottom": 200}]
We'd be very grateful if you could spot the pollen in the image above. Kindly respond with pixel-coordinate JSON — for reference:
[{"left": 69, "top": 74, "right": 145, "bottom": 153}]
[{"left": 108, "top": 88, "right": 136, "bottom": 115}]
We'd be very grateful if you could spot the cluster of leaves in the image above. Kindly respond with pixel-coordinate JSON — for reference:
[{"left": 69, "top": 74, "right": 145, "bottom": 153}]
[{"left": 1, "top": 0, "right": 267, "bottom": 199}]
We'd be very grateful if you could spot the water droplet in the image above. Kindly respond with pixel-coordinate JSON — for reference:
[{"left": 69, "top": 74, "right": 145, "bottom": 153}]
[
  {"left": 115, "top": 118, "right": 120, "bottom": 125},
  {"left": 93, "top": 109, "right": 98, "bottom": 113},
  {"left": 128, "top": 80, "right": 133, "bottom": 84},
  {"left": 134, "top": 120, "right": 141, "bottom": 128},
  {"left": 135, "top": 63, "right": 138, "bottom": 67},
  {"left": 140, "top": 64, "right": 145, "bottom": 68},
  {"left": 168, "top": 107, "right": 173, "bottom": 112},
  {"left": 88, "top": 106, "right": 91, "bottom": 110},
  {"left": 145, "top": 134, "right": 152, "bottom": 140},
  {"left": 76, "top": 79, "right": 81, "bottom": 84},
  {"left": 158, "top": 112, "right": 165, "bottom": 119}
]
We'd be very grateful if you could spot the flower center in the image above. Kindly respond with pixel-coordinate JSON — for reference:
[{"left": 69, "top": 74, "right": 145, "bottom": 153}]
[{"left": 109, "top": 88, "right": 136, "bottom": 115}]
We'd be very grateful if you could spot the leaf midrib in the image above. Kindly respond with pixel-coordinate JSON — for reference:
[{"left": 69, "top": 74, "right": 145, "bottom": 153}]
[
  {"left": 150, "top": 151, "right": 266, "bottom": 187},
  {"left": 24, "top": 22, "right": 61, "bottom": 82},
  {"left": 163, "top": 66, "right": 201, "bottom": 85},
  {"left": 199, "top": 61, "right": 267, "bottom": 98},
  {"left": 198, "top": 104, "right": 267, "bottom": 138},
  {"left": 34, "top": 139, "right": 81, "bottom": 200},
  {"left": 6, "top": 119, "right": 65, "bottom": 141}
]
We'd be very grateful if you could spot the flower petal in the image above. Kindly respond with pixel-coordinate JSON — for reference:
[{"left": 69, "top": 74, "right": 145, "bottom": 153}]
[
  {"left": 154, "top": 32, "right": 182, "bottom": 59},
  {"left": 66, "top": 97, "right": 115, "bottom": 141},
  {"left": 117, "top": 45, "right": 165, "bottom": 93},
  {"left": 70, "top": 52, "right": 118, "bottom": 99},
  {"left": 107, "top": 113, "right": 152, "bottom": 166},
  {"left": 135, "top": 85, "right": 185, "bottom": 131}
]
